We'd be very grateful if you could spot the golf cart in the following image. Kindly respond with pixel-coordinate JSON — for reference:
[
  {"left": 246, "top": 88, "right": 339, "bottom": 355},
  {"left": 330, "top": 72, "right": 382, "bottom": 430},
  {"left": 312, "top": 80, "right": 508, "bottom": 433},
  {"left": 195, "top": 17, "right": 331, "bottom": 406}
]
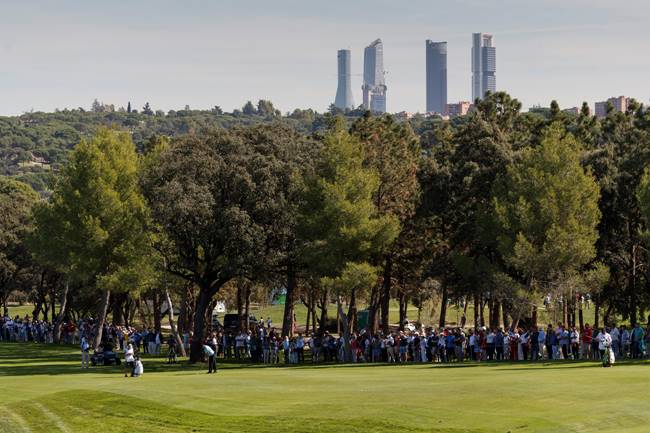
[{"left": 90, "top": 342, "right": 121, "bottom": 366}]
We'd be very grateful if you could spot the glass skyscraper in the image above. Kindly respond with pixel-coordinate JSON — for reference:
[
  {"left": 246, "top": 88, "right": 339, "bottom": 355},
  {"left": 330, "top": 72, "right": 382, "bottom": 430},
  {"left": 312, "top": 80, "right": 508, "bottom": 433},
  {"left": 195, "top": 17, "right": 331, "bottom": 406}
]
[
  {"left": 471, "top": 33, "right": 496, "bottom": 101},
  {"left": 425, "top": 40, "right": 447, "bottom": 114},
  {"left": 362, "top": 39, "right": 387, "bottom": 113},
  {"left": 334, "top": 49, "right": 354, "bottom": 110}
]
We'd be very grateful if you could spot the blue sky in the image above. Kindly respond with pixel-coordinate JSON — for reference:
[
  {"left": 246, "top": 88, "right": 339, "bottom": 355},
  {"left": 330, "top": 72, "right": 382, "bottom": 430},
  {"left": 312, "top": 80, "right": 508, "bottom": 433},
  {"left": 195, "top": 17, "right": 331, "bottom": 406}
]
[{"left": 0, "top": 0, "right": 648, "bottom": 115}]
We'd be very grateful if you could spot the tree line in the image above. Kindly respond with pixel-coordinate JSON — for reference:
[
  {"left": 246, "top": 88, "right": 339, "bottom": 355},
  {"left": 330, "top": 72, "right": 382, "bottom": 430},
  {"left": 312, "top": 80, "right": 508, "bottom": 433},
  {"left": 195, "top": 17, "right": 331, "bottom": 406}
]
[{"left": 2, "top": 92, "right": 650, "bottom": 362}]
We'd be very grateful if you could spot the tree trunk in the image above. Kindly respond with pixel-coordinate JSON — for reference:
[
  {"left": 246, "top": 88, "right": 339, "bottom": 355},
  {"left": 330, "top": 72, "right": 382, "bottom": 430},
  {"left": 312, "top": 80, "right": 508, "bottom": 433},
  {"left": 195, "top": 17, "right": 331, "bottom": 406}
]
[
  {"left": 594, "top": 300, "right": 600, "bottom": 329},
  {"left": 123, "top": 296, "right": 132, "bottom": 328},
  {"left": 479, "top": 293, "right": 485, "bottom": 327},
  {"left": 490, "top": 300, "right": 500, "bottom": 329},
  {"left": 578, "top": 299, "right": 584, "bottom": 331},
  {"left": 281, "top": 265, "right": 297, "bottom": 337},
  {"left": 153, "top": 290, "right": 162, "bottom": 333},
  {"left": 502, "top": 302, "right": 510, "bottom": 331},
  {"left": 53, "top": 281, "right": 70, "bottom": 343},
  {"left": 398, "top": 291, "right": 407, "bottom": 331},
  {"left": 438, "top": 281, "right": 448, "bottom": 328},
  {"left": 473, "top": 293, "right": 480, "bottom": 328},
  {"left": 311, "top": 295, "right": 317, "bottom": 335},
  {"left": 337, "top": 298, "right": 352, "bottom": 362},
  {"left": 190, "top": 289, "right": 212, "bottom": 362},
  {"left": 93, "top": 289, "right": 111, "bottom": 350},
  {"left": 136, "top": 297, "right": 149, "bottom": 329},
  {"left": 367, "top": 286, "right": 379, "bottom": 334},
  {"left": 347, "top": 287, "right": 357, "bottom": 332},
  {"left": 318, "top": 289, "right": 329, "bottom": 335},
  {"left": 112, "top": 292, "right": 125, "bottom": 326},
  {"left": 380, "top": 256, "right": 392, "bottom": 334},
  {"left": 236, "top": 282, "right": 244, "bottom": 331},
  {"left": 531, "top": 305, "right": 538, "bottom": 328},
  {"left": 629, "top": 243, "right": 638, "bottom": 326},
  {"left": 603, "top": 303, "right": 613, "bottom": 327},
  {"left": 460, "top": 298, "right": 468, "bottom": 328},
  {"left": 305, "top": 301, "right": 311, "bottom": 335},
  {"left": 509, "top": 313, "right": 520, "bottom": 332},
  {"left": 244, "top": 285, "right": 251, "bottom": 332},
  {"left": 165, "top": 289, "right": 186, "bottom": 357}
]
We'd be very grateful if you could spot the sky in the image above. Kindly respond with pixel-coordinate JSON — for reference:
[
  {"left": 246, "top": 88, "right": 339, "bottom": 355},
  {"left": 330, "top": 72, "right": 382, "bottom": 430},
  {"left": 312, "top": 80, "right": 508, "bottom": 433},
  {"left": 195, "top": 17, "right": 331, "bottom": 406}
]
[{"left": 0, "top": 0, "right": 649, "bottom": 116}]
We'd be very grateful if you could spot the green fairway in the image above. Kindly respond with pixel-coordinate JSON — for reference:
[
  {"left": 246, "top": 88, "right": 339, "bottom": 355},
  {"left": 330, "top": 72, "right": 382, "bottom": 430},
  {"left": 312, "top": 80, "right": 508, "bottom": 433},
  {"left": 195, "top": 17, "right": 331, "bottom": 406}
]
[{"left": 0, "top": 344, "right": 648, "bottom": 433}]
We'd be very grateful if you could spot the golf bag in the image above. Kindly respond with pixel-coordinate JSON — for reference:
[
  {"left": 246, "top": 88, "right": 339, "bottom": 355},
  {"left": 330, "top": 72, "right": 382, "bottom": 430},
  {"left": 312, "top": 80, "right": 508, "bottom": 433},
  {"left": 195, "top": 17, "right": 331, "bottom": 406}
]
[{"left": 602, "top": 346, "right": 615, "bottom": 367}]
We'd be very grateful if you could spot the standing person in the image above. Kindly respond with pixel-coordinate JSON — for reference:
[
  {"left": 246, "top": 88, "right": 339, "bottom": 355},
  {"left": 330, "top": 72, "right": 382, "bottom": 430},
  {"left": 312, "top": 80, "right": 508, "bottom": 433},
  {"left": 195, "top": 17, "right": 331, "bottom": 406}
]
[
  {"left": 581, "top": 324, "right": 593, "bottom": 360},
  {"left": 80, "top": 336, "right": 90, "bottom": 369},
  {"left": 486, "top": 329, "right": 496, "bottom": 361},
  {"left": 295, "top": 333, "right": 305, "bottom": 363},
  {"left": 420, "top": 331, "right": 429, "bottom": 363},
  {"left": 283, "top": 336, "right": 290, "bottom": 364},
  {"left": 266, "top": 317, "right": 272, "bottom": 330},
  {"left": 549, "top": 325, "right": 559, "bottom": 360},
  {"left": 530, "top": 327, "right": 540, "bottom": 361},
  {"left": 620, "top": 325, "right": 630, "bottom": 359},
  {"left": 570, "top": 327, "right": 580, "bottom": 360},
  {"left": 154, "top": 330, "right": 162, "bottom": 355},
  {"left": 519, "top": 328, "right": 529, "bottom": 361},
  {"left": 631, "top": 323, "right": 645, "bottom": 359},
  {"left": 203, "top": 339, "right": 217, "bottom": 374},
  {"left": 559, "top": 326, "right": 570, "bottom": 360},
  {"left": 124, "top": 343, "right": 135, "bottom": 377},
  {"left": 167, "top": 334, "right": 177, "bottom": 364},
  {"left": 495, "top": 328, "right": 504, "bottom": 361},
  {"left": 594, "top": 327, "right": 612, "bottom": 360},
  {"left": 147, "top": 329, "right": 156, "bottom": 355},
  {"left": 455, "top": 328, "right": 466, "bottom": 362},
  {"left": 609, "top": 324, "right": 620, "bottom": 358},
  {"left": 544, "top": 325, "right": 553, "bottom": 360}
]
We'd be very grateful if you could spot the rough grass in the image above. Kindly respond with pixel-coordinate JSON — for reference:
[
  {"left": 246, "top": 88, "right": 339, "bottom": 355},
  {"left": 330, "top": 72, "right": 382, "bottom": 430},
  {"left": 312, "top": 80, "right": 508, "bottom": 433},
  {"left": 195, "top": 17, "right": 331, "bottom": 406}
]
[{"left": 0, "top": 343, "right": 648, "bottom": 433}]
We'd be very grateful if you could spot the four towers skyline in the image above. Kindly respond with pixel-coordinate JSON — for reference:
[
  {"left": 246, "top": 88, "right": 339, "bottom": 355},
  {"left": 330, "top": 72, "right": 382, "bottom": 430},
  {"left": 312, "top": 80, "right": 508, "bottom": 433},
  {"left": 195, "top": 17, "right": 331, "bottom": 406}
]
[{"left": 334, "top": 33, "right": 497, "bottom": 114}]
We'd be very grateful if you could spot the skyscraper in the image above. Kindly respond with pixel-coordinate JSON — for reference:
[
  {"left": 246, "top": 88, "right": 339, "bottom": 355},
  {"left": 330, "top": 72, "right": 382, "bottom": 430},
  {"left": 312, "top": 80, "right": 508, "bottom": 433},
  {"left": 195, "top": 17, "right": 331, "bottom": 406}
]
[
  {"left": 425, "top": 40, "right": 447, "bottom": 114},
  {"left": 334, "top": 49, "right": 354, "bottom": 110},
  {"left": 362, "top": 39, "right": 387, "bottom": 113},
  {"left": 471, "top": 33, "right": 496, "bottom": 101}
]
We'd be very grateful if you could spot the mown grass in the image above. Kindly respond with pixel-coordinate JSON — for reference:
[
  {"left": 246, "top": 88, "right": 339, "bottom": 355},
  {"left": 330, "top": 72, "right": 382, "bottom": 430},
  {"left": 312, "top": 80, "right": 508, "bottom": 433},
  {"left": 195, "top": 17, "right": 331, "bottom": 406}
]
[{"left": 0, "top": 343, "right": 648, "bottom": 433}]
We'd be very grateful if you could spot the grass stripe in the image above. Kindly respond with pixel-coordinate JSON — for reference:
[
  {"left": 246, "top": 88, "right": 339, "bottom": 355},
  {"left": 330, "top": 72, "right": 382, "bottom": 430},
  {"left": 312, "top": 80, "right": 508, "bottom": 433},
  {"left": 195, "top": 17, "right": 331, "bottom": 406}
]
[
  {"left": 31, "top": 402, "right": 72, "bottom": 433},
  {"left": 0, "top": 405, "right": 32, "bottom": 433}
]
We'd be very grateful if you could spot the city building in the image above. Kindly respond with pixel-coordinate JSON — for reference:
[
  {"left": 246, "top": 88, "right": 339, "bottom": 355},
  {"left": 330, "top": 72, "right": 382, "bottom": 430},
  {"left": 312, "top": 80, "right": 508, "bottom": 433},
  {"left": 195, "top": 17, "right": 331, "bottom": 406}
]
[
  {"left": 334, "top": 49, "right": 354, "bottom": 110},
  {"left": 362, "top": 39, "right": 387, "bottom": 113},
  {"left": 425, "top": 40, "right": 447, "bottom": 114},
  {"left": 471, "top": 33, "right": 496, "bottom": 101},
  {"left": 562, "top": 107, "right": 581, "bottom": 115},
  {"left": 445, "top": 101, "right": 472, "bottom": 117},
  {"left": 595, "top": 96, "right": 630, "bottom": 118}
]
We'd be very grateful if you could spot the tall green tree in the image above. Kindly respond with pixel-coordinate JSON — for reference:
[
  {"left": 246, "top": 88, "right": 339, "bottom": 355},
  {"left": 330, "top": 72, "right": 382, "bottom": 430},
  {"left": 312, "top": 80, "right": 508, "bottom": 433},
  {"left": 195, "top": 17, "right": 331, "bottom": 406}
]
[
  {"left": 0, "top": 177, "right": 39, "bottom": 316},
  {"left": 30, "top": 128, "right": 151, "bottom": 348},
  {"left": 299, "top": 119, "right": 399, "bottom": 333},
  {"left": 350, "top": 114, "right": 420, "bottom": 333},
  {"left": 143, "top": 125, "right": 310, "bottom": 361},
  {"left": 493, "top": 124, "right": 601, "bottom": 327}
]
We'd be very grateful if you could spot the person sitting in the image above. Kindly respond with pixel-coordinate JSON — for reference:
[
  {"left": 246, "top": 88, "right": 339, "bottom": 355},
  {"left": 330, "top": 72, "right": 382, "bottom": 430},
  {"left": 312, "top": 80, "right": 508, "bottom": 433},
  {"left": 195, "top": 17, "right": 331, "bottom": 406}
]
[{"left": 133, "top": 357, "right": 144, "bottom": 377}]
